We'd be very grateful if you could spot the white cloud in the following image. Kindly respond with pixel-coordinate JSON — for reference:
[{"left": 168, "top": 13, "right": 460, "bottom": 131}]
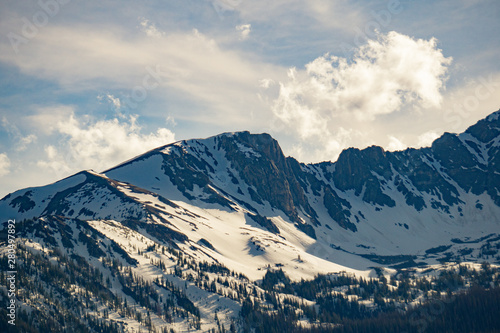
[
  {"left": 266, "top": 31, "right": 452, "bottom": 161},
  {"left": 165, "top": 115, "right": 177, "bottom": 127},
  {"left": 37, "top": 110, "right": 176, "bottom": 175},
  {"left": 139, "top": 18, "right": 164, "bottom": 38},
  {"left": 236, "top": 24, "right": 251, "bottom": 40},
  {"left": 272, "top": 31, "right": 452, "bottom": 124},
  {"left": 417, "top": 131, "right": 440, "bottom": 147},
  {"left": 100, "top": 94, "right": 122, "bottom": 110},
  {"left": 259, "top": 78, "right": 274, "bottom": 89},
  {"left": 0, "top": 153, "right": 11, "bottom": 177},
  {"left": 387, "top": 136, "right": 407, "bottom": 151}
]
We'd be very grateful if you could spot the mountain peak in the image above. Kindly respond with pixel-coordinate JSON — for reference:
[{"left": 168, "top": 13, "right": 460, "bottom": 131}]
[{"left": 465, "top": 109, "right": 500, "bottom": 143}]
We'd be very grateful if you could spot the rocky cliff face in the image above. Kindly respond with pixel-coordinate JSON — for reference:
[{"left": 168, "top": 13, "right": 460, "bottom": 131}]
[{"left": 218, "top": 132, "right": 302, "bottom": 221}]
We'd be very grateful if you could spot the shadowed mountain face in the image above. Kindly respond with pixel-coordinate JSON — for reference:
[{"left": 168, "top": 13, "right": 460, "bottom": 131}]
[{"left": 2, "top": 110, "right": 500, "bottom": 273}]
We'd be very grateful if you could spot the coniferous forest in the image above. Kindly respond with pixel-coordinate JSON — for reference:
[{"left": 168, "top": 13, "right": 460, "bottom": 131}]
[{"left": 1, "top": 218, "right": 500, "bottom": 332}]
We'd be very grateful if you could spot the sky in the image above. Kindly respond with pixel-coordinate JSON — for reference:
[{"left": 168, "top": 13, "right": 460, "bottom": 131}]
[{"left": 0, "top": 0, "right": 499, "bottom": 198}]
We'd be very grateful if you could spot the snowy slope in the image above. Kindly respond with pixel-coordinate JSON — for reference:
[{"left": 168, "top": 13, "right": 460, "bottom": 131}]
[{"left": 99, "top": 112, "right": 500, "bottom": 271}]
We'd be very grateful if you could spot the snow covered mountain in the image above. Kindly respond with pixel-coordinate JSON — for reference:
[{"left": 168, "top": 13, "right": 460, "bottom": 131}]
[
  {"left": 1, "top": 110, "right": 500, "bottom": 332},
  {"left": 3, "top": 110, "right": 500, "bottom": 271}
]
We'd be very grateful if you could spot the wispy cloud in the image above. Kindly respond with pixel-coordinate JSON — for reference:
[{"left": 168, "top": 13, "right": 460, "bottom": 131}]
[
  {"left": 236, "top": 24, "right": 251, "bottom": 40},
  {"left": 0, "top": 153, "right": 11, "bottom": 177},
  {"left": 99, "top": 94, "right": 122, "bottom": 110},
  {"left": 387, "top": 136, "right": 407, "bottom": 151},
  {"left": 2, "top": 116, "right": 37, "bottom": 151},
  {"left": 0, "top": 23, "right": 278, "bottom": 125},
  {"left": 139, "top": 18, "right": 164, "bottom": 38},
  {"left": 417, "top": 131, "right": 440, "bottom": 148},
  {"left": 36, "top": 108, "right": 175, "bottom": 175},
  {"left": 25, "top": 105, "right": 76, "bottom": 135}
]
